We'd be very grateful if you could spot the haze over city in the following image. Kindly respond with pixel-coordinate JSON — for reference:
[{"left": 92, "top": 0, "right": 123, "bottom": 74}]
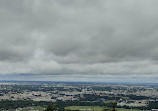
[{"left": 0, "top": 0, "right": 158, "bottom": 83}]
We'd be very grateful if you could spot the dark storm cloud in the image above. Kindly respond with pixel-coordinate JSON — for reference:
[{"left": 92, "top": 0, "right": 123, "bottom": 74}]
[{"left": 0, "top": 0, "right": 158, "bottom": 79}]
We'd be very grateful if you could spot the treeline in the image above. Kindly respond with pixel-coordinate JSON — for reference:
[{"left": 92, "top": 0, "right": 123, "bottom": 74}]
[
  {"left": 0, "top": 100, "right": 45, "bottom": 110},
  {"left": 80, "top": 94, "right": 120, "bottom": 101},
  {"left": 0, "top": 100, "right": 157, "bottom": 110},
  {"left": 0, "top": 100, "right": 114, "bottom": 110},
  {"left": 79, "top": 94, "right": 149, "bottom": 102}
]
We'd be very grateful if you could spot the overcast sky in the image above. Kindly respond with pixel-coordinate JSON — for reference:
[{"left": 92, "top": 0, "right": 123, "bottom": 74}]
[{"left": 0, "top": 0, "right": 158, "bottom": 82}]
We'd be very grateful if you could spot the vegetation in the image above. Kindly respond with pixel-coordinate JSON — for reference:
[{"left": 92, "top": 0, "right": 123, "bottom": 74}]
[
  {"left": 65, "top": 106, "right": 142, "bottom": 111},
  {"left": 0, "top": 100, "right": 148, "bottom": 110},
  {"left": 148, "top": 101, "right": 158, "bottom": 109},
  {"left": 45, "top": 105, "right": 58, "bottom": 111}
]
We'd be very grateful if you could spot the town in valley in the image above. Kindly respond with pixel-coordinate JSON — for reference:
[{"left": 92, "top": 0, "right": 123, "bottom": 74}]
[{"left": 0, "top": 81, "right": 157, "bottom": 111}]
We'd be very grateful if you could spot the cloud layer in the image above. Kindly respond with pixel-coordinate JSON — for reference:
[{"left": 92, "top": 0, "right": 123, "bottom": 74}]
[{"left": 0, "top": 0, "right": 158, "bottom": 82}]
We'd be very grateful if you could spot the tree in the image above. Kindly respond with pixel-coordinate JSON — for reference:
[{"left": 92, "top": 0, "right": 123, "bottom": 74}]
[
  {"left": 102, "top": 102, "right": 117, "bottom": 111},
  {"left": 45, "top": 105, "right": 58, "bottom": 111},
  {"left": 112, "top": 102, "right": 117, "bottom": 111},
  {"left": 103, "top": 107, "right": 112, "bottom": 111}
]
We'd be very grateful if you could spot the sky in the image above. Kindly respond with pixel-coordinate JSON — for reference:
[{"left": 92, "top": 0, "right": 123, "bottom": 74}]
[{"left": 0, "top": 0, "right": 158, "bottom": 83}]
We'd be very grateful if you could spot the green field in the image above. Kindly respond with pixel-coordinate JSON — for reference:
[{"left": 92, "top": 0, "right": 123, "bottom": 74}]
[
  {"left": 19, "top": 106, "right": 143, "bottom": 111},
  {"left": 65, "top": 106, "right": 142, "bottom": 111}
]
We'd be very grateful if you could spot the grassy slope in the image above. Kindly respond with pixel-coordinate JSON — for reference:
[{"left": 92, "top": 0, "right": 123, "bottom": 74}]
[{"left": 65, "top": 106, "right": 142, "bottom": 111}]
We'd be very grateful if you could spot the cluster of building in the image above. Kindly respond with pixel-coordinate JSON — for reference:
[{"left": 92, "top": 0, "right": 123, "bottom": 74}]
[{"left": 0, "top": 82, "right": 158, "bottom": 109}]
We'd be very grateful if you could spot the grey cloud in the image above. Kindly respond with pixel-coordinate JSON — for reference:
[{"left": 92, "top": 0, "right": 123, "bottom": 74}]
[{"left": 0, "top": 0, "right": 158, "bottom": 82}]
